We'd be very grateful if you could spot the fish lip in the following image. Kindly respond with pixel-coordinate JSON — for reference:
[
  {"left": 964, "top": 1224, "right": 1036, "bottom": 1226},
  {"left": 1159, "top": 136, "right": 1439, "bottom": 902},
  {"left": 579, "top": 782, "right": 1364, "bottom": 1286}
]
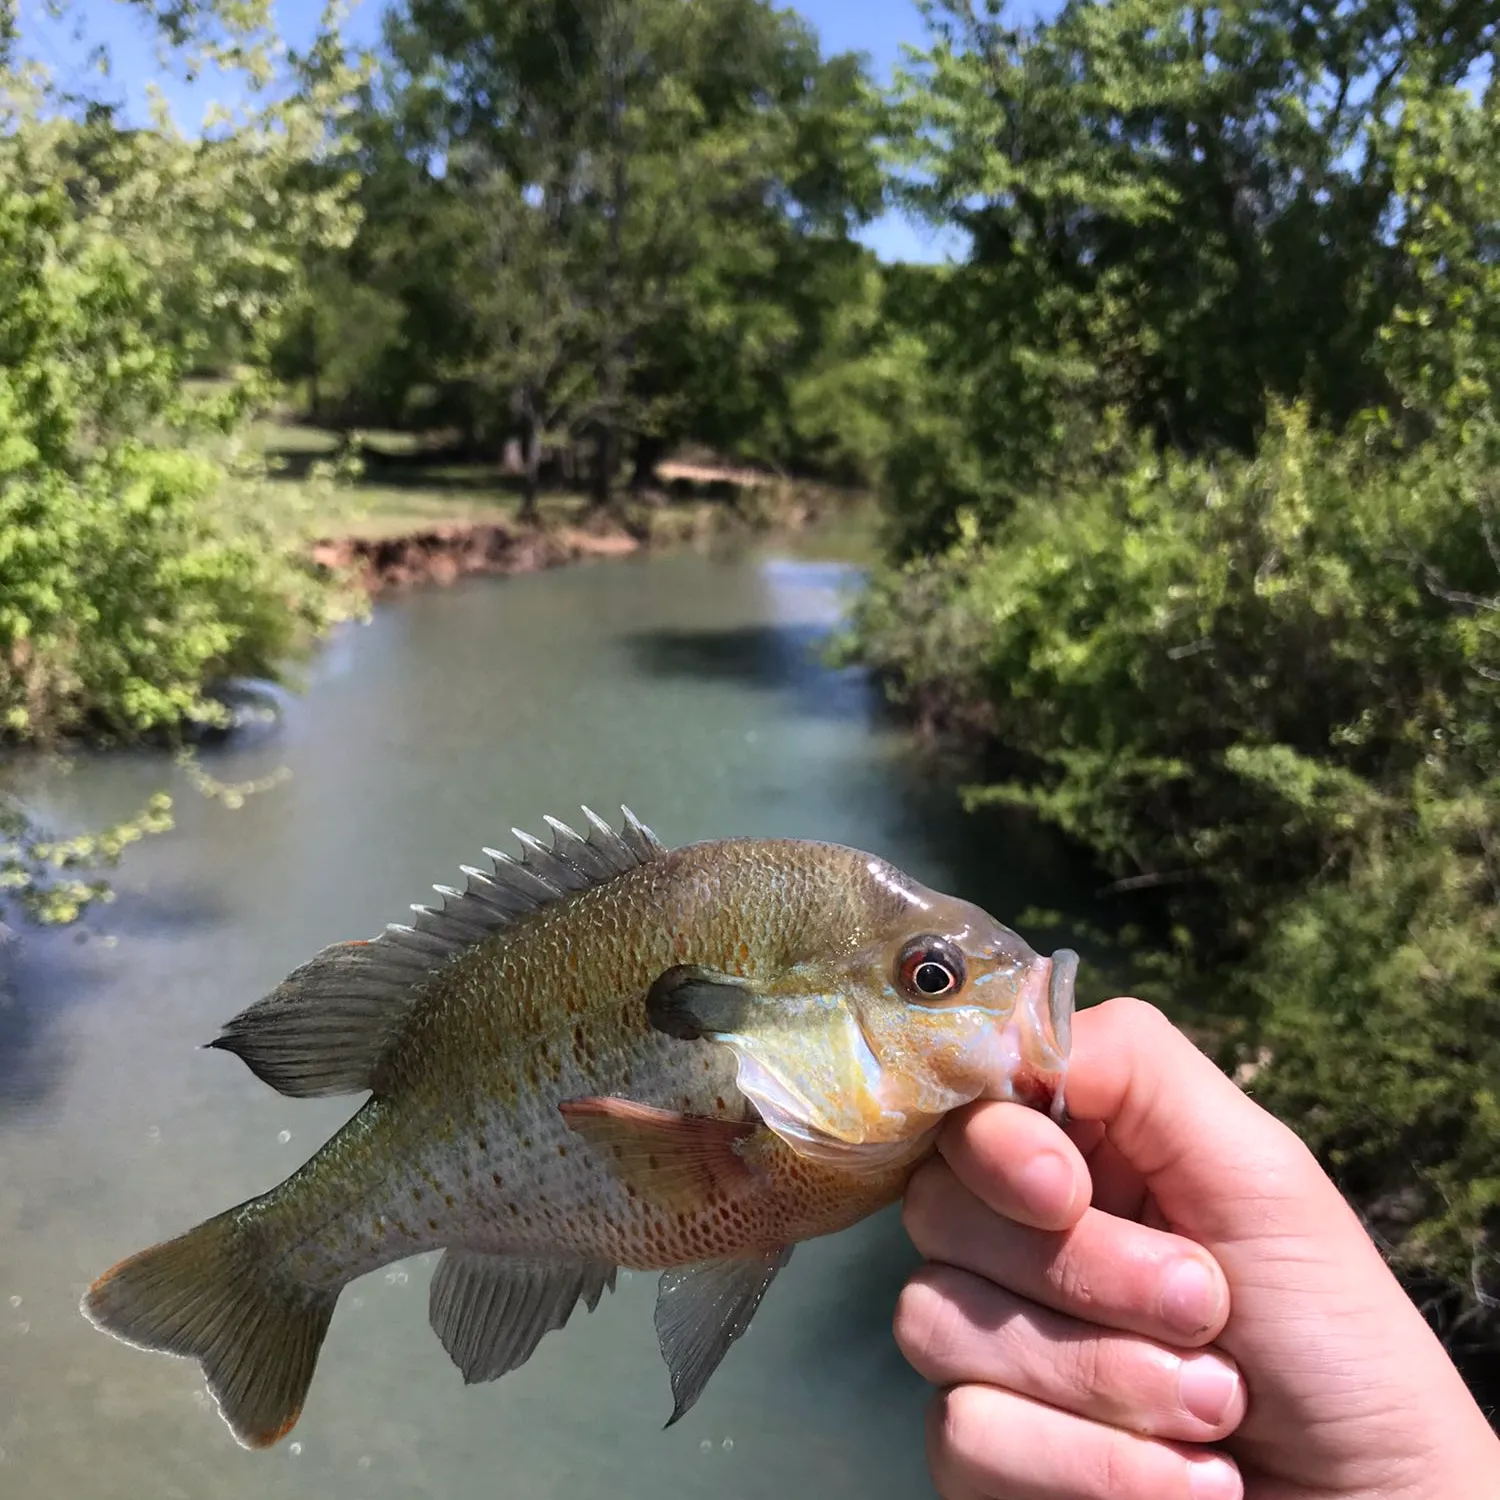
[
  {"left": 1046, "top": 948, "right": 1079, "bottom": 1123},
  {"left": 1048, "top": 948, "right": 1078, "bottom": 1058},
  {"left": 1005, "top": 947, "right": 1078, "bottom": 1121}
]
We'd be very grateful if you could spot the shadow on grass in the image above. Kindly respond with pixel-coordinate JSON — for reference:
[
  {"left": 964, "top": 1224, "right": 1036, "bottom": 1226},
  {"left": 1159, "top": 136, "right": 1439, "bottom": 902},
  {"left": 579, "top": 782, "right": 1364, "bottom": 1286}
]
[{"left": 263, "top": 437, "right": 526, "bottom": 496}]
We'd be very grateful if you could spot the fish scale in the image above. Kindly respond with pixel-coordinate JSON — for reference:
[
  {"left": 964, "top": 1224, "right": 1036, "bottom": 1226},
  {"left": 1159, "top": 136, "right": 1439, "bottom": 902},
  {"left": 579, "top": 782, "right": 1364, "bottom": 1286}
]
[
  {"left": 82, "top": 808, "right": 1077, "bottom": 1451},
  {"left": 266, "top": 842, "right": 914, "bottom": 1286}
]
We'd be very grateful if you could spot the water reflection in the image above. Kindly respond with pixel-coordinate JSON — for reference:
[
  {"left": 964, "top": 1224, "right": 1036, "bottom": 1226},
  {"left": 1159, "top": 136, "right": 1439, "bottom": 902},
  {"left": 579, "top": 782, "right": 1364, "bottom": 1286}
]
[
  {"left": 0, "top": 547, "right": 1092, "bottom": 1500},
  {"left": 0, "top": 936, "right": 87, "bottom": 1118}
]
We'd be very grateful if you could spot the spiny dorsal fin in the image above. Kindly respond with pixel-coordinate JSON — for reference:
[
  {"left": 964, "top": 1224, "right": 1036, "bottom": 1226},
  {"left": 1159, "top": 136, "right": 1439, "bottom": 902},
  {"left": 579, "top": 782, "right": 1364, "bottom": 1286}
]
[{"left": 206, "top": 806, "right": 666, "bottom": 1099}]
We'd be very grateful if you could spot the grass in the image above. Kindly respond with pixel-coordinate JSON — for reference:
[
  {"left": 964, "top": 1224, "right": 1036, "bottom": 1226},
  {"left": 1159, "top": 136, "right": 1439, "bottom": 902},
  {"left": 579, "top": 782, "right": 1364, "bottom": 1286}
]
[
  {"left": 225, "top": 412, "right": 884, "bottom": 557},
  {"left": 237, "top": 418, "right": 593, "bottom": 538},
  {"left": 173, "top": 377, "right": 879, "bottom": 548}
]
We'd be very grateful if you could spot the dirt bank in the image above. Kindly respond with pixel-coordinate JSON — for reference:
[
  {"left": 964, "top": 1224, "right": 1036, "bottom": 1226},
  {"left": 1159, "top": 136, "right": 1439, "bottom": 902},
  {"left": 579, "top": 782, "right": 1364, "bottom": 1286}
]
[
  {"left": 308, "top": 518, "right": 645, "bottom": 597},
  {"left": 307, "top": 479, "right": 861, "bottom": 597}
]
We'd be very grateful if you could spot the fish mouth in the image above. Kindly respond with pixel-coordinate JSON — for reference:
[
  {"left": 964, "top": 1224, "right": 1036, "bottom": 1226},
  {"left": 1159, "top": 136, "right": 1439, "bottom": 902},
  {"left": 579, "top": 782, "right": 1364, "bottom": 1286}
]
[
  {"left": 1007, "top": 947, "right": 1079, "bottom": 1123},
  {"left": 1048, "top": 948, "right": 1078, "bottom": 1058}
]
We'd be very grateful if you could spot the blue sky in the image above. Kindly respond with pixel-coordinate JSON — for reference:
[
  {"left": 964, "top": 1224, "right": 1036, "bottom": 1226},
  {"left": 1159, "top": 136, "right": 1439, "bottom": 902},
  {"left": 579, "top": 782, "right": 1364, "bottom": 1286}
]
[{"left": 20, "top": 0, "right": 989, "bottom": 263}]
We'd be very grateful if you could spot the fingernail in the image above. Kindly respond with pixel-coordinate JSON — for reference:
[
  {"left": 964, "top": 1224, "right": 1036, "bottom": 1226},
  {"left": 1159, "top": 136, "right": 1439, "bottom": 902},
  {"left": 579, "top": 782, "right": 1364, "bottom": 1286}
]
[
  {"left": 1161, "top": 1257, "right": 1221, "bottom": 1336},
  {"left": 1178, "top": 1353, "right": 1240, "bottom": 1426},
  {"left": 1187, "top": 1453, "right": 1242, "bottom": 1500},
  {"left": 1015, "top": 1150, "right": 1075, "bottom": 1220}
]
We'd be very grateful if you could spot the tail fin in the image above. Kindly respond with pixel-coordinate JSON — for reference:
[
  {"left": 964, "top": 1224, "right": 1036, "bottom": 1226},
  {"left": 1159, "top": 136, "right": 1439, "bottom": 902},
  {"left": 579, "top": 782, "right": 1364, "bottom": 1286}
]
[{"left": 82, "top": 1211, "right": 338, "bottom": 1449}]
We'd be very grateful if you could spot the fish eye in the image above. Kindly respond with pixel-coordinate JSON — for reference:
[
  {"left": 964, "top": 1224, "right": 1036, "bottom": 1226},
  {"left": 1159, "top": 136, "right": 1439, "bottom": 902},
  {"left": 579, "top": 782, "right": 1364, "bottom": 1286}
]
[{"left": 896, "top": 937, "right": 966, "bottom": 1001}]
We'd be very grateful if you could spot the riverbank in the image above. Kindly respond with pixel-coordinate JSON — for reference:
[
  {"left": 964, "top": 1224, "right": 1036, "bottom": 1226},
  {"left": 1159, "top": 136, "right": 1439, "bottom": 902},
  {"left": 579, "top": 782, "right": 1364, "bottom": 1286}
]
[
  {"left": 308, "top": 517, "right": 640, "bottom": 595},
  {"left": 305, "top": 483, "right": 873, "bottom": 596}
]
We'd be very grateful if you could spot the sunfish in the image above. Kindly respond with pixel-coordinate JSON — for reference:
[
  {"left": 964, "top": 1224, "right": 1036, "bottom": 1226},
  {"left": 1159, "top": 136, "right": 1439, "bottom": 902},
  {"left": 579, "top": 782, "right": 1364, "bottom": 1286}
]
[{"left": 83, "top": 808, "right": 1078, "bottom": 1448}]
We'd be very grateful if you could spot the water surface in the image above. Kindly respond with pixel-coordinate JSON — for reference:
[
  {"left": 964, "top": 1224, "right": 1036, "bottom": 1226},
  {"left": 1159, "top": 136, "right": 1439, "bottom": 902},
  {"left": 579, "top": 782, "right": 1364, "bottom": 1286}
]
[{"left": 0, "top": 548, "right": 1085, "bottom": 1500}]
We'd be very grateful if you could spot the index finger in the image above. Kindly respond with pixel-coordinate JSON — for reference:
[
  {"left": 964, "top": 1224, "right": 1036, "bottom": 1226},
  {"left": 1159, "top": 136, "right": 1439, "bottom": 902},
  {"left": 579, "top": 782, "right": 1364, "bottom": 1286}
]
[{"left": 937, "top": 1098, "right": 1092, "bottom": 1231}]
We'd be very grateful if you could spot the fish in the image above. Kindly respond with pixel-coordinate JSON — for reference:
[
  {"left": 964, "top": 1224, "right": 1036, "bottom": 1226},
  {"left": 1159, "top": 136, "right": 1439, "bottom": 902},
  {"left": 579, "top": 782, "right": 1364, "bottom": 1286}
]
[{"left": 81, "top": 808, "right": 1078, "bottom": 1450}]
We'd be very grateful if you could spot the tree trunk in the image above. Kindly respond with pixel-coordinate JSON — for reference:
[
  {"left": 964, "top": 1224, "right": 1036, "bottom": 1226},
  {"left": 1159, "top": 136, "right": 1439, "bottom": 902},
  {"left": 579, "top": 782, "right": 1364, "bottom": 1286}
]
[
  {"left": 587, "top": 1, "right": 630, "bottom": 515},
  {"left": 306, "top": 306, "right": 322, "bottom": 427},
  {"left": 590, "top": 424, "right": 615, "bottom": 509},
  {"left": 631, "top": 434, "right": 665, "bottom": 491},
  {"left": 520, "top": 406, "right": 541, "bottom": 525}
]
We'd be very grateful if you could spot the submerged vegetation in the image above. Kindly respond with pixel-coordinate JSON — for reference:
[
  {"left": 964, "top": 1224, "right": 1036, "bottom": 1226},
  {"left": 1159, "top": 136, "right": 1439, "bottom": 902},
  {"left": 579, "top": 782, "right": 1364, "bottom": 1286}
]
[{"left": 2, "top": 0, "right": 1498, "bottom": 1349}]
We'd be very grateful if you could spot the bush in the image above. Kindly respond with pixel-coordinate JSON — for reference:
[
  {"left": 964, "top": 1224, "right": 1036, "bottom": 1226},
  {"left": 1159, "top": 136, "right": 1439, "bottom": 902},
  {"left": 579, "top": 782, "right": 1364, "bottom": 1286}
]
[
  {"left": 0, "top": 31, "right": 365, "bottom": 921},
  {"left": 1242, "top": 774, "right": 1500, "bottom": 1290},
  {"left": 0, "top": 60, "right": 363, "bottom": 747},
  {"left": 0, "top": 441, "right": 337, "bottom": 742},
  {"left": 844, "top": 407, "right": 1500, "bottom": 1306}
]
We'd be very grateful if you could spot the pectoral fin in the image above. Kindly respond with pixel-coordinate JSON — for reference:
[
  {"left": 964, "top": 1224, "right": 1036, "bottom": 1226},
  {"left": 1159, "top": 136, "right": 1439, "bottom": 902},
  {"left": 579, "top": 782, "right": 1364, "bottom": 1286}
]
[
  {"left": 558, "top": 1097, "right": 765, "bottom": 1212},
  {"left": 654, "top": 1248, "right": 792, "bottom": 1426},
  {"left": 644, "top": 964, "right": 758, "bottom": 1040}
]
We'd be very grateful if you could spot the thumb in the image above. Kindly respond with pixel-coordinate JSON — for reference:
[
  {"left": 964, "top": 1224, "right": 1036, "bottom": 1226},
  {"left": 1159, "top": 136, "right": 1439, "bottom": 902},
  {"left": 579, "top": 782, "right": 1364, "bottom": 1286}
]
[
  {"left": 1064, "top": 997, "right": 1373, "bottom": 1257},
  {"left": 1067, "top": 1004, "right": 1500, "bottom": 1486}
]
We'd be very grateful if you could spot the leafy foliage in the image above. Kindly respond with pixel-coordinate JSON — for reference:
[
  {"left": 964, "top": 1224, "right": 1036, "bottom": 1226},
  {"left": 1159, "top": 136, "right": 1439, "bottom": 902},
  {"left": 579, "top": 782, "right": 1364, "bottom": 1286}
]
[
  {"left": 0, "top": 47, "right": 362, "bottom": 743},
  {"left": 276, "top": 0, "right": 891, "bottom": 500},
  {"left": 0, "top": 788, "right": 175, "bottom": 925},
  {"left": 1240, "top": 770, "right": 1500, "bottom": 1292},
  {"left": 876, "top": 0, "right": 1500, "bottom": 552},
  {"left": 851, "top": 408, "right": 1500, "bottom": 1296},
  {"left": 850, "top": 0, "right": 1500, "bottom": 1318},
  {"left": 0, "top": 4, "right": 365, "bottom": 919}
]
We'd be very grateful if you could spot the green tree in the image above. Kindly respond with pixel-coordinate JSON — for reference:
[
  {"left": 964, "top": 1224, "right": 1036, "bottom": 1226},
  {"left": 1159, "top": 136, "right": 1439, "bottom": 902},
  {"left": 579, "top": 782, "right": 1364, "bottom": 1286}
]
[
  {"left": 313, "top": 0, "right": 884, "bottom": 503},
  {"left": 880, "top": 0, "right": 1499, "bottom": 551},
  {"left": 0, "top": 0, "right": 365, "bottom": 921}
]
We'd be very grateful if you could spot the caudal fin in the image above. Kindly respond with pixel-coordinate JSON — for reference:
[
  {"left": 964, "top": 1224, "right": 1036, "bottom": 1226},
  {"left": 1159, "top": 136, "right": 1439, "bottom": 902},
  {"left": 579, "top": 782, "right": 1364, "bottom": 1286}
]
[{"left": 82, "top": 1211, "right": 338, "bottom": 1449}]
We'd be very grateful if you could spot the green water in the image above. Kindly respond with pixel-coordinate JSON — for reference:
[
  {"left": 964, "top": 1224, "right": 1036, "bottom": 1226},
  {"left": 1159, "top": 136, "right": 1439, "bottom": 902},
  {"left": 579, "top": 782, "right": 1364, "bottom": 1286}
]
[{"left": 0, "top": 548, "right": 1087, "bottom": 1500}]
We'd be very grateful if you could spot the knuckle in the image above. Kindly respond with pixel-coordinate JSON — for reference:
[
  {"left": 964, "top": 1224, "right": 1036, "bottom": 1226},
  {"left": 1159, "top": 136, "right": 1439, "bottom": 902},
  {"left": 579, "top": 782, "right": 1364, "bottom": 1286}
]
[
  {"left": 900, "top": 1160, "right": 949, "bottom": 1253},
  {"left": 1044, "top": 1241, "right": 1098, "bottom": 1314},
  {"left": 1061, "top": 1331, "right": 1113, "bottom": 1404},
  {"left": 1086, "top": 1426, "right": 1180, "bottom": 1500},
  {"left": 1098, "top": 1433, "right": 1135, "bottom": 1498}
]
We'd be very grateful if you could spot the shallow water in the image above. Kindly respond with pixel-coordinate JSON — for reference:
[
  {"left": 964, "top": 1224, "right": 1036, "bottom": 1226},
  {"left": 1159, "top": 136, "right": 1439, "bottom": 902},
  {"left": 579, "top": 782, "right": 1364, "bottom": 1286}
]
[{"left": 0, "top": 548, "right": 1087, "bottom": 1500}]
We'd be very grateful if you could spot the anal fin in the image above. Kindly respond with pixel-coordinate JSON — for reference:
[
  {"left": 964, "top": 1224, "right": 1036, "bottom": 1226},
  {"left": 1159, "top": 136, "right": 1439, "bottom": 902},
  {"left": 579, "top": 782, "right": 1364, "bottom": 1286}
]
[
  {"left": 654, "top": 1247, "right": 792, "bottom": 1427},
  {"left": 427, "top": 1251, "right": 617, "bottom": 1385}
]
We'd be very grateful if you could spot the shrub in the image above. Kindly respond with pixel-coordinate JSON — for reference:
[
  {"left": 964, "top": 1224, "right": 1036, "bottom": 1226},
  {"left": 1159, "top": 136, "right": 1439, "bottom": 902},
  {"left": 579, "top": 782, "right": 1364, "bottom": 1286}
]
[{"left": 844, "top": 408, "right": 1500, "bottom": 1306}]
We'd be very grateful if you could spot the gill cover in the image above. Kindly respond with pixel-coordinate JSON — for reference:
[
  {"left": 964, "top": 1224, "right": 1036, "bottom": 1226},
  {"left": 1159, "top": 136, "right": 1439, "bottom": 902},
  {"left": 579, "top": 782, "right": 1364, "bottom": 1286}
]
[
  {"left": 648, "top": 966, "right": 921, "bottom": 1169},
  {"left": 646, "top": 942, "right": 1079, "bottom": 1173}
]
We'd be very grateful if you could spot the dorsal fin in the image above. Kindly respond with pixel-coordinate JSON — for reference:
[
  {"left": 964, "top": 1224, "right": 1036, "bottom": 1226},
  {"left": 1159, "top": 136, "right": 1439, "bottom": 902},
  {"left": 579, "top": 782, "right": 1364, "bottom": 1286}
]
[{"left": 205, "top": 806, "right": 666, "bottom": 1098}]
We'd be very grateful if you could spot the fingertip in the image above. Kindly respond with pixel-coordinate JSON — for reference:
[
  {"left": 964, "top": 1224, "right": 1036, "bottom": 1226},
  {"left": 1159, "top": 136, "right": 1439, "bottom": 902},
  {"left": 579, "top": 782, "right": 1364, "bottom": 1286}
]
[
  {"left": 1161, "top": 1255, "right": 1231, "bottom": 1343},
  {"left": 940, "top": 1098, "right": 1090, "bottom": 1230},
  {"left": 891, "top": 1264, "right": 957, "bottom": 1380}
]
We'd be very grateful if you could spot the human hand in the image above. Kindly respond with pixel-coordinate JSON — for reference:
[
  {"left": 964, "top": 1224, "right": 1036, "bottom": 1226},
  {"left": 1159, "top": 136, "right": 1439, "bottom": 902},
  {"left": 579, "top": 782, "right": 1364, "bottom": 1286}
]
[{"left": 894, "top": 997, "right": 1500, "bottom": 1500}]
